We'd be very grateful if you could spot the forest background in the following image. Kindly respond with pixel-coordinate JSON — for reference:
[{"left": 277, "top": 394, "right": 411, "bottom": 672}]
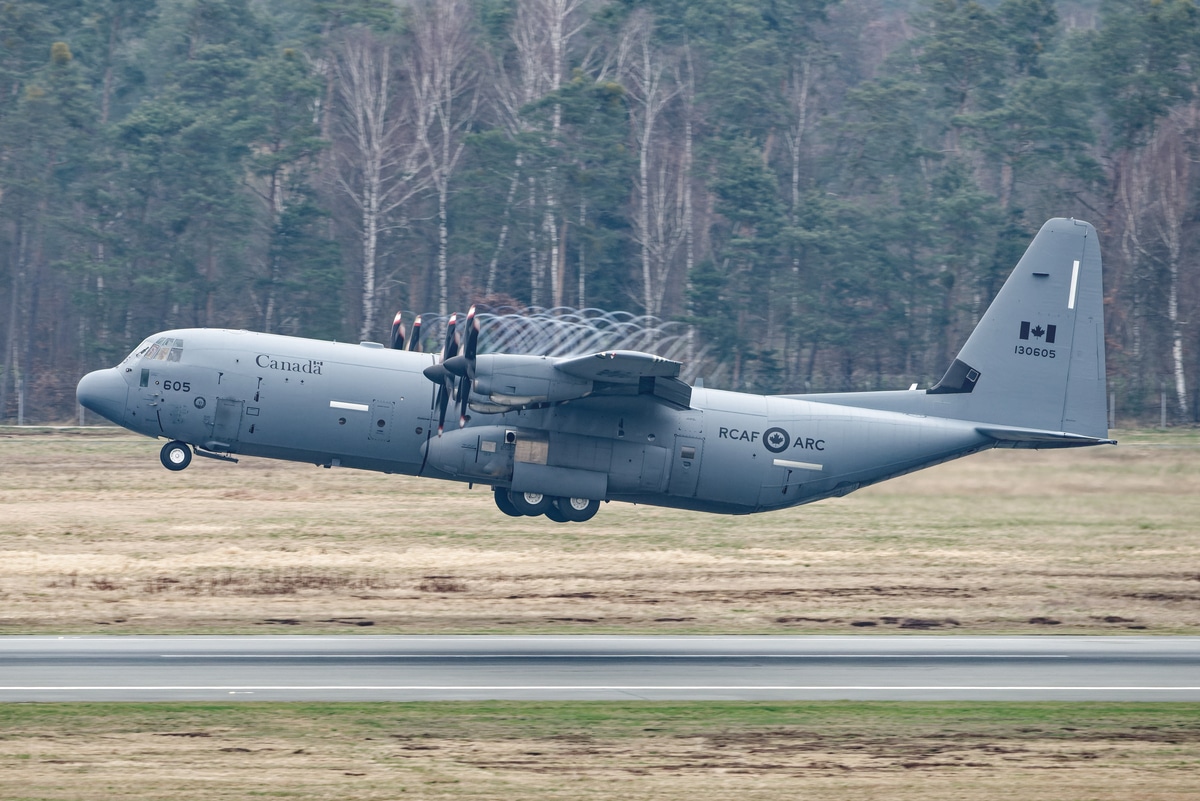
[{"left": 1, "top": 0, "right": 1196, "bottom": 424}]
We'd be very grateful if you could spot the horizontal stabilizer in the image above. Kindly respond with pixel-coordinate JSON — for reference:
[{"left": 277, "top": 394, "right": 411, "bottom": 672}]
[{"left": 976, "top": 425, "right": 1116, "bottom": 449}]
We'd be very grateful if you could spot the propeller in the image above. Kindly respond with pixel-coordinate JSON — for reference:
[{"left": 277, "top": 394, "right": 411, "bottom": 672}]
[
  {"left": 390, "top": 312, "right": 406, "bottom": 350},
  {"left": 454, "top": 306, "right": 479, "bottom": 428},
  {"left": 422, "top": 314, "right": 459, "bottom": 436},
  {"left": 407, "top": 315, "right": 422, "bottom": 352},
  {"left": 421, "top": 308, "right": 482, "bottom": 434}
]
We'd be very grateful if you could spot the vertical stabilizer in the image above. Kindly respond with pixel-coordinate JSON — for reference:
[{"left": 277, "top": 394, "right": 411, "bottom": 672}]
[{"left": 927, "top": 218, "right": 1108, "bottom": 438}]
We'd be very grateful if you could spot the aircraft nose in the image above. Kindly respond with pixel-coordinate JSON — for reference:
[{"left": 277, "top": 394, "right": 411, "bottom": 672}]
[{"left": 76, "top": 368, "right": 129, "bottom": 425}]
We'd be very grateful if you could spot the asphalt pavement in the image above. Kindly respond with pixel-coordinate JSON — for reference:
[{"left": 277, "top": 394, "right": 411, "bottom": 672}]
[{"left": 1, "top": 635, "right": 1197, "bottom": 702}]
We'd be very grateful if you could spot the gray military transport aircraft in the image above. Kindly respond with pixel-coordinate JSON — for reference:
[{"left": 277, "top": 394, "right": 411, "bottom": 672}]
[{"left": 77, "top": 217, "right": 1113, "bottom": 522}]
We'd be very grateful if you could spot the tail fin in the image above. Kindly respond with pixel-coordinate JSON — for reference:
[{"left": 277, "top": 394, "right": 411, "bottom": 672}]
[{"left": 928, "top": 217, "right": 1109, "bottom": 440}]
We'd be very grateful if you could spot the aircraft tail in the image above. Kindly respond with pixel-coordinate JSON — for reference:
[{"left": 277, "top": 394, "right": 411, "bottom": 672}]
[{"left": 924, "top": 217, "right": 1110, "bottom": 441}]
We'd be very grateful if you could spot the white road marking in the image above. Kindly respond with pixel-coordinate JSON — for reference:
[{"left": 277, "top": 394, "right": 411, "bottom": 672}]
[
  {"left": 1068, "top": 259, "right": 1080, "bottom": 309},
  {"left": 155, "top": 654, "right": 1070, "bottom": 659},
  {"left": 329, "top": 400, "right": 369, "bottom": 412},
  {"left": 0, "top": 685, "right": 1196, "bottom": 692}
]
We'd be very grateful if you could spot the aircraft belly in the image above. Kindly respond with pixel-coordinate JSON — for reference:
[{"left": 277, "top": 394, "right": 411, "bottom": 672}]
[{"left": 755, "top": 404, "right": 993, "bottom": 508}]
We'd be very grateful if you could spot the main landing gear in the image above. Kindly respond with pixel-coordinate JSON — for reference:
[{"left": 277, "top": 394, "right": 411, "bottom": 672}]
[{"left": 494, "top": 488, "right": 600, "bottom": 523}]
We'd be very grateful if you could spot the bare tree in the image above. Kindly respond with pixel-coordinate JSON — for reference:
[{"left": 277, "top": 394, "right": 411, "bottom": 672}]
[
  {"left": 1111, "top": 108, "right": 1197, "bottom": 421},
  {"left": 1113, "top": 140, "right": 1155, "bottom": 414},
  {"left": 618, "top": 13, "right": 684, "bottom": 317},
  {"left": 680, "top": 43, "right": 696, "bottom": 360},
  {"left": 333, "top": 27, "right": 428, "bottom": 340},
  {"left": 784, "top": 54, "right": 813, "bottom": 371},
  {"left": 1147, "top": 111, "right": 1191, "bottom": 417},
  {"left": 409, "top": 0, "right": 480, "bottom": 317},
  {"left": 489, "top": 0, "right": 589, "bottom": 307}
]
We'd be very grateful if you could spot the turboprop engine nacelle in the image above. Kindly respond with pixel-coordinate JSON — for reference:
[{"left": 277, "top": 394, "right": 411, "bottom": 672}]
[{"left": 471, "top": 354, "right": 592, "bottom": 406}]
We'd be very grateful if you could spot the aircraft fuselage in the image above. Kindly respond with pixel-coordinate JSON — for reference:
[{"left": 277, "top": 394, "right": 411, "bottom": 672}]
[{"left": 84, "top": 327, "right": 994, "bottom": 515}]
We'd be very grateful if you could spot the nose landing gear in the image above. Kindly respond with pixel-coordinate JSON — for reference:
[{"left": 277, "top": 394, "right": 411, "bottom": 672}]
[{"left": 160, "top": 440, "right": 192, "bottom": 471}]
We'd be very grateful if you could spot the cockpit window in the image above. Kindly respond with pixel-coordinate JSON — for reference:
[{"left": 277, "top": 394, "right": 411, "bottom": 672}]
[
  {"left": 122, "top": 338, "right": 154, "bottom": 365},
  {"left": 143, "top": 337, "right": 184, "bottom": 362},
  {"left": 122, "top": 336, "right": 185, "bottom": 365}
]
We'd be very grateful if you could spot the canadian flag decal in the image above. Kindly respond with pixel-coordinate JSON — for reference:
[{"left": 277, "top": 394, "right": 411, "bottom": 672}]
[{"left": 1019, "top": 321, "right": 1056, "bottom": 344}]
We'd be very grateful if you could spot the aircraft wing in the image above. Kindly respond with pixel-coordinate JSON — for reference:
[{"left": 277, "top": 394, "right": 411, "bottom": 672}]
[
  {"left": 465, "top": 349, "right": 692, "bottom": 411},
  {"left": 555, "top": 350, "right": 682, "bottom": 383},
  {"left": 555, "top": 350, "right": 691, "bottom": 409}
]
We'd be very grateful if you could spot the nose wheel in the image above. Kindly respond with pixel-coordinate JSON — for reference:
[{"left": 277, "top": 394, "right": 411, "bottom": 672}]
[{"left": 160, "top": 440, "right": 192, "bottom": 471}]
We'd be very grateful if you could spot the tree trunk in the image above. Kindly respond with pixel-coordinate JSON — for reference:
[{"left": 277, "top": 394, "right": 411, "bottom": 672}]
[
  {"left": 0, "top": 223, "right": 24, "bottom": 421},
  {"left": 438, "top": 184, "right": 449, "bottom": 317},
  {"left": 486, "top": 160, "right": 522, "bottom": 295},
  {"left": 578, "top": 196, "right": 586, "bottom": 308},
  {"left": 529, "top": 175, "right": 541, "bottom": 305},
  {"left": 361, "top": 186, "right": 379, "bottom": 340}
]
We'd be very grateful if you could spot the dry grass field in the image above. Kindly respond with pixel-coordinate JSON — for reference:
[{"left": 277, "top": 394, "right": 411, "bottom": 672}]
[
  {"left": 0, "top": 426, "right": 1196, "bottom": 635},
  {"left": 0, "top": 701, "right": 1198, "bottom": 801}
]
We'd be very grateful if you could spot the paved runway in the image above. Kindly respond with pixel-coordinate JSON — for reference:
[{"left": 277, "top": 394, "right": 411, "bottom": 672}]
[{"left": 2, "top": 635, "right": 1197, "bottom": 702}]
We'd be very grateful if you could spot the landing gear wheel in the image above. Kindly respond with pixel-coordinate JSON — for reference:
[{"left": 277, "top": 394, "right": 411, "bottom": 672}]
[
  {"left": 553, "top": 496, "right": 600, "bottom": 523},
  {"left": 494, "top": 488, "right": 523, "bottom": 517},
  {"left": 508, "top": 490, "right": 552, "bottom": 516},
  {"left": 160, "top": 440, "right": 192, "bottom": 471},
  {"left": 544, "top": 503, "right": 569, "bottom": 523}
]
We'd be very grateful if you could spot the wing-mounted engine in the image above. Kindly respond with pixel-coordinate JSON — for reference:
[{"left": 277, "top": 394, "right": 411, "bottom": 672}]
[
  {"left": 415, "top": 304, "right": 693, "bottom": 434},
  {"left": 471, "top": 354, "right": 593, "bottom": 407}
]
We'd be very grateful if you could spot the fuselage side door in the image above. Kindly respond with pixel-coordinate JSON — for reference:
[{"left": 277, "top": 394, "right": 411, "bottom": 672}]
[
  {"left": 210, "top": 397, "right": 245, "bottom": 450},
  {"left": 668, "top": 435, "right": 704, "bottom": 497},
  {"left": 133, "top": 366, "right": 165, "bottom": 436},
  {"left": 667, "top": 407, "right": 704, "bottom": 498}
]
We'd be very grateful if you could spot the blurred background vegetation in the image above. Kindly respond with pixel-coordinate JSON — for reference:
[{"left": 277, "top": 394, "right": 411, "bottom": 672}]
[{"left": 0, "top": 0, "right": 1196, "bottom": 424}]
